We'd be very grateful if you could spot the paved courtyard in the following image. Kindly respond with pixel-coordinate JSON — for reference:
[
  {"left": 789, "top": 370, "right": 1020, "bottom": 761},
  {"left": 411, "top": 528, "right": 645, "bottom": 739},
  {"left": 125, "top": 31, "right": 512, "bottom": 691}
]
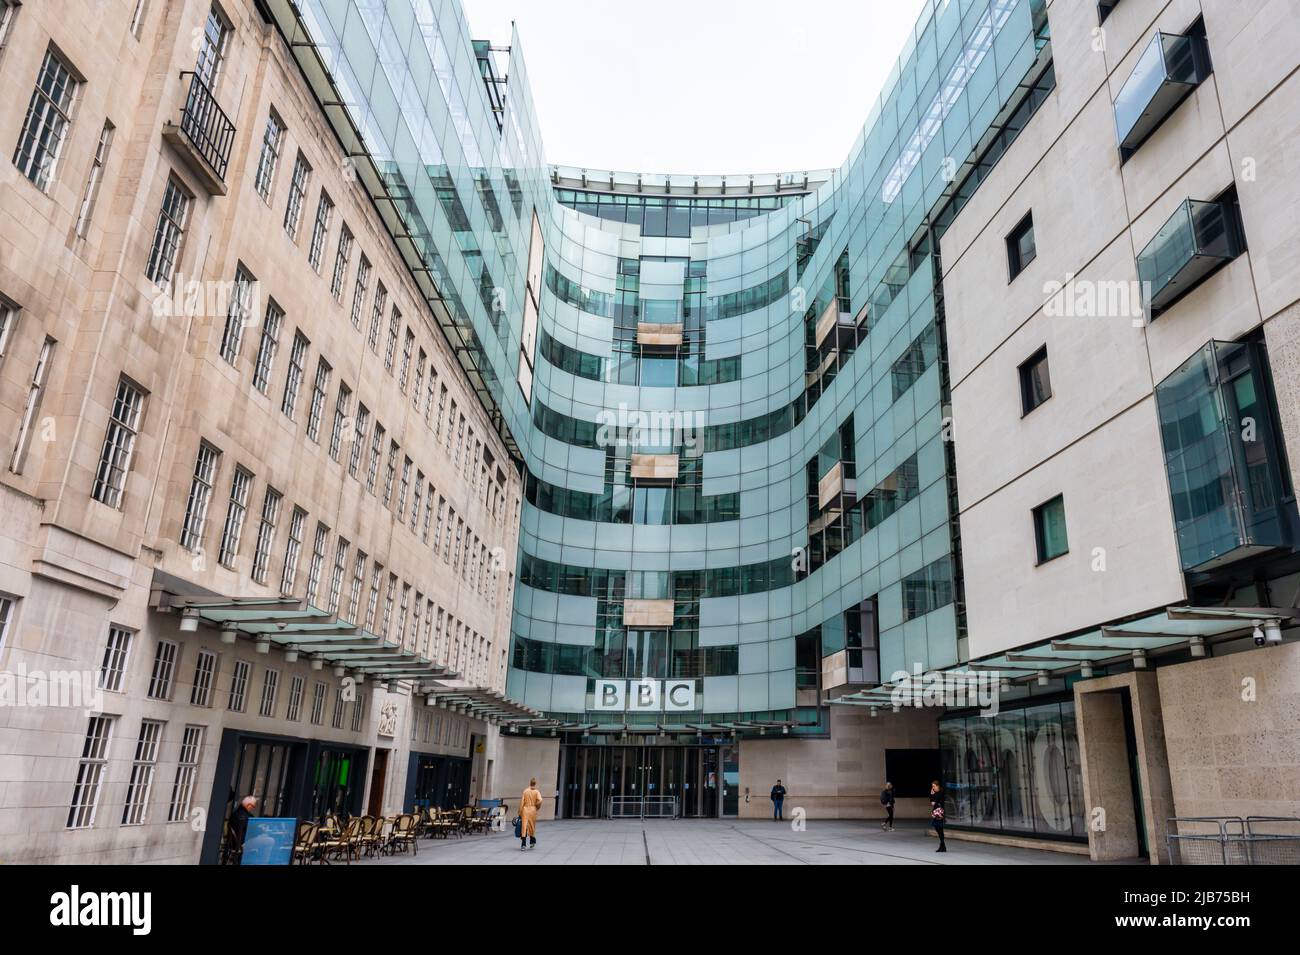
[{"left": 360, "top": 819, "right": 1095, "bottom": 865}]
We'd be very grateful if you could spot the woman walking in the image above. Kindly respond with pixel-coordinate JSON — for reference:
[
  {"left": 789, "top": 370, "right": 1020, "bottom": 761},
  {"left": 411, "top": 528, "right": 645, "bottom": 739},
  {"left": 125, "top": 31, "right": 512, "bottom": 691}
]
[
  {"left": 929, "top": 779, "right": 947, "bottom": 853},
  {"left": 519, "top": 778, "right": 543, "bottom": 851}
]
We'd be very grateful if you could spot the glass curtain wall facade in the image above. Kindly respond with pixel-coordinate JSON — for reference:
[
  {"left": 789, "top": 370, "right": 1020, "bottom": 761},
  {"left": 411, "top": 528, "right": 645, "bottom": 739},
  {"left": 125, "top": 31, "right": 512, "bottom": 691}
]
[{"left": 265, "top": 0, "right": 1049, "bottom": 728}]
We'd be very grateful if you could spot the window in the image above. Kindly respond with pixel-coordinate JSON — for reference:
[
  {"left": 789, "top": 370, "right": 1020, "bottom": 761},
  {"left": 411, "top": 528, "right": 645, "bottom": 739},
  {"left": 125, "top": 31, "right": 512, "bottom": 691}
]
[
  {"left": 399, "top": 328, "right": 414, "bottom": 391},
  {"left": 0, "top": 0, "right": 21, "bottom": 52},
  {"left": 413, "top": 350, "right": 426, "bottom": 411},
  {"left": 348, "top": 403, "right": 369, "bottom": 478},
  {"left": 331, "top": 686, "right": 346, "bottom": 729},
  {"left": 327, "top": 537, "right": 348, "bottom": 615},
  {"left": 92, "top": 377, "right": 145, "bottom": 507},
  {"left": 281, "top": 330, "right": 308, "bottom": 419},
  {"left": 366, "top": 424, "right": 384, "bottom": 493},
  {"left": 383, "top": 307, "right": 400, "bottom": 372},
  {"left": 351, "top": 692, "right": 365, "bottom": 732},
  {"left": 0, "top": 298, "right": 16, "bottom": 365},
  {"left": 411, "top": 472, "right": 424, "bottom": 534},
  {"left": 251, "top": 298, "right": 283, "bottom": 394},
  {"left": 381, "top": 573, "right": 397, "bottom": 637},
  {"left": 191, "top": 649, "right": 217, "bottom": 706},
  {"left": 280, "top": 506, "right": 306, "bottom": 595},
  {"left": 307, "top": 192, "right": 333, "bottom": 272},
  {"left": 1019, "top": 346, "right": 1052, "bottom": 415},
  {"left": 285, "top": 676, "right": 304, "bottom": 721},
  {"left": 146, "top": 176, "right": 191, "bottom": 287},
  {"left": 195, "top": 4, "right": 230, "bottom": 89},
  {"left": 147, "top": 639, "right": 179, "bottom": 700},
  {"left": 347, "top": 550, "right": 367, "bottom": 623},
  {"left": 14, "top": 48, "right": 78, "bottom": 191},
  {"left": 283, "top": 152, "right": 311, "bottom": 239},
  {"left": 216, "top": 466, "right": 252, "bottom": 567},
  {"left": 250, "top": 486, "right": 281, "bottom": 584},
  {"left": 367, "top": 281, "right": 387, "bottom": 352},
  {"left": 310, "top": 681, "right": 326, "bottom": 724},
  {"left": 305, "top": 357, "right": 331, "bottom": 442},
  {"left": 328, "top": 383, "right": 351, "bottom": 461},
  {"left": 303, "top": 521, "right": 328, "bottom": 605},
  {"left": 350, "top": 255, "right": 371, "bottom": 329},
  {"left": 397, "top": 455, "right": 412, "bottom": 518},
  {"left": 99, "top": 625, "right": 133, "bottom": 693},
  {"left": 67, "top": 716, "right": 114, "bottom": 829},
  {"left": 1033, "top": 495, "right": 1069, "bottom": 563},
  {"left": 258, "top": 668, "right": 279, "bottom": 717},
  {"left": 421, "top": 483, "right": 434, "bottom": 542},
  {"left": 1006, "top": 212, "right": 1036, "bottom": 279},
  {"left": 9, "top": 336, "right": 55, "bottom": 474},
  {"left": 121, "top": 719, "right": 164, "bottom": 826},
  {"left": 75, "top": 121, "right": 114, "bottom": 238},
  {"left": 179, "top": 442, "right": 219, "bottom": 552},
  {"left": 167, "top": 725, "right": 204, "bottom": 822},
  {"left": 330, "top": 225, "right": 353, "bottom": 301},
  {"left": 382, "top": 440, "right": 398, "bottom": 506},
  {"left": 219, "top": 264, "right": 256, "bottom": 364},
  {"left": 228, "top": 659, "right": 250, "bottom": 711},
  {"left": 365, "top": 562, "right": 382, "bottom": 631},
  {"left": 252, "top": 111, "right": 284, "bottom": 202}
]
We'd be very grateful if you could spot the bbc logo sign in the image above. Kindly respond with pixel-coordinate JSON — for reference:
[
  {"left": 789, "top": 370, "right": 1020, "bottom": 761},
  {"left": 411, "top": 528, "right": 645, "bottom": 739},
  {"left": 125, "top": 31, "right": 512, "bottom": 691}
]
[{"left": 593, "top": 679, "right": 696, "bottom": 711}]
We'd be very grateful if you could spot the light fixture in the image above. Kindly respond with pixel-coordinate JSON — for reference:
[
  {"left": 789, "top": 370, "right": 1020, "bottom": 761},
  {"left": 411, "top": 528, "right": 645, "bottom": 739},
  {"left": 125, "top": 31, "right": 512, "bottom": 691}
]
[
  {"left": 180, "top": 608, "right": 200, "bottom": 632},
  {"left": 550, "top": 728, "right": 556, "bottom": 737},
  {"left": 255, "top": 638, "right": 270, "bottom": 654},
  {"left": 333, "top": 665, "right": 345, "bottom": 678},
  {"left": 311, "top": 655, "right": 323, "bottom": 671},
  {"left": 1132, "top": 649, "right": 1148, "bottom": 670},
  {"left": 870, "top": 707, "right": 878, "bottom": 718},
  {"left": 891, "top": 704, "right": 901, "bottom": 714},
  {"left": 526, "top": 726, "right": 532, "bottom": 735},
  {"left": 1189, "top": 637, "right": 1206, "bottom": 659},
  {"left": 385, "top": 680, "right": 395, "bottom": 692},
  {"left": 1079, "top": 660, "right": 1094, "bottom": 679},
  {"left": 1000, "top": 677, "right": 1011, "bottom": 694},
  {"left": 1036, "top": 669, "right": 1049, "bottom": 687},
  {"left": 353, "top": 671, "right": 365, "bottom": 684},
  {"left": 284, "top": 646, "right": 299, "bottom": 663},
  {"left": 782, "top": 724, "right": 789, "bottom": 735},
  {"left": 220, "top": 623, "right": 237, "bottom": 645},
  {"left": 1264, "top": 620, "right": 1283, "bottom": 645},
  {"left": 425, "top": 693, "right": 436, "bottom": 706}
]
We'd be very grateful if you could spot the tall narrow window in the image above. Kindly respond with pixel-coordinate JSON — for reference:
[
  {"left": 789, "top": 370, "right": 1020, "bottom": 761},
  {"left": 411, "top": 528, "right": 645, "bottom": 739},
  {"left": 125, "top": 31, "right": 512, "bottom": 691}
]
[
  {"left": 348, "top": 403, "right": 369, "bottom": 478},
  {"left": 366, "top": 424, "right": 385, "bottom": 493},
  {"left": 280, "top": 330, "right": 308, "bottom": 419},
  {"left": 1018, "top": 346, "right": 1052, "bottom": 415},
  {"left": 283, "top": 152, "right": 311, "bottom": 239},
  {"left": 306, "top": 191, "right": 333, "bottom": 272},
  {"left": 92, "top": 376, "right": 145, "bottom": 507},
  {"left": 330, "top": 225, "right": 353, "bottom": 300},
  {"left": 179, "top": 441, "right": 219, "bottom": 552},
  {"left": 279, "top": 505, "right": 306, "bottom": 595},
  {"left": 14, "top": 48, "right": 78, "bottom": 191},
  {"left": 190, "top": 648, "right": 216, "bottom": 706},
  {"left": 1, "top": 0, "right": 22, "bottom": 51},
  {"left": 384, "top": 307, "right": 400, "bottom": 371},
  {"left": 252, "top": 110, "right": 284, "bottom": 202},
  {"left": 251, "top": 299, "right": 283, "bottom": 394},
  {"left": 413, "top": 350, "right": 426, "bottom": 411},
  {"left": 147, "top": 639, "right": 179, "bottom": 700},
  {"left": 328, "top": 383, "right": 351, "bottom": 461},
  {"left": 195, "top": 4, "right": 230, "bottom": 89},
  {"left": 398, "top": 328, "right": 414, "bottom": 391},
  {"left": 0, "top": 298, "right": 16, "bottom": 365},
  {"left": 1006, "top": 212, "right": 1036, "bottom": 280},
  {"left": 411, "top": 472, "right": 424, "bottom": 534},
  {"left": 145, "top": 177, "right": 190, "bottom": 288},
  {"left": 121, "top": 719, "right": 164, "bottom": 826},
  {"left": 9, "top": 336, "right": 55, "bottom": 474},
  {"left": 216, "top": 466, "right": 252, "bottom": 567},
  {"left": 228, "top": 659, "right": 250, "bottom": 712},
  {"left": 285, "top": 676, "right": 304, "bottom": 721},
  {"left": 382, "top": 440, "right": 398, "bottom": 506},
  {"left": 326, "top": 537, "right": 348, "bottom": 615},
  {"left": 219, "top": 264, "right": 256, "bottom": 364},
  {"left": 167, "top": 725, "right": 204, "bottom": 822},
  {"left": 367, "top": 281, "right": 387, "bottom": 352},
  {"left": 304, "top": 356, "right": 331, "bottom": 442},
  {"left": 75, "top": 121, "right": 114, "bottom": 238},
  {"left": 258, "top": 668, "right": 279, "bottom": 717},
  {"left": 350, "top": 255, "right": 371, "bottom": 329},
  {"left": 250, "top": 486, "right": 281, "bottom": 584},
  {"left": 1033, "top": 494, "right": 1069, "bottom": 563},
  {"left": 98, "top": 625, "right": 134, "bottom": 693},
  {"left": 310, "top": 682, "right": 326, "bottom": 724},
  {"left": 396, "top": 455, "right": 412, "bottom": 518},
  {"left": 304, "top": 522, "right": 328, "bottom": 605},
  {"left": 364, "top": 562, "right": 382, "bottom": 631},
  {"left": 67, "top": 716, "right": 114, "bottom": 829},
  {"left": 347, "top": 550, "right": 367, "bottom": 623}
]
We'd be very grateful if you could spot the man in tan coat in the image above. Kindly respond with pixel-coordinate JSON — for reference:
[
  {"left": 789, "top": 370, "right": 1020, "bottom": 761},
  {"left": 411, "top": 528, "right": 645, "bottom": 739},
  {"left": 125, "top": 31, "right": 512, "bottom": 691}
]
[{"left": 519, "top": 778, "right": 543, "bottom": 850}]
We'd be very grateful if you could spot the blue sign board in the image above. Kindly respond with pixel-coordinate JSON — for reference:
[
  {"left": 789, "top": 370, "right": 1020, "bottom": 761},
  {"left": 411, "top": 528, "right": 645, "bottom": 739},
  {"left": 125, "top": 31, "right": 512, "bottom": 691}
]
[{"left": 241, "top": 817, "right": 297, "bottom": 866}]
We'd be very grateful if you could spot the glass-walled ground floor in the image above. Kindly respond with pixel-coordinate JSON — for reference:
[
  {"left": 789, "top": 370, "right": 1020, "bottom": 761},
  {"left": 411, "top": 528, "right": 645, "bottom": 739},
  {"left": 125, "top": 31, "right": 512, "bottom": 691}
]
[
  {"left": 559, "top": 743, "right": 740, "bottom": 818},
  {"left": 939, "top": 699, "right": 1087, "bottom": 840},
  {"left": 403, "top": 752, "right": 472, "bottom": 811}
]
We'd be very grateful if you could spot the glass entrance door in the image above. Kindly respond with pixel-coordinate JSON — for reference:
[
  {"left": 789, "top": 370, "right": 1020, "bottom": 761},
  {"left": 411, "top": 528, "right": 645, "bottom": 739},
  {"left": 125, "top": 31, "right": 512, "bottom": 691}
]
[{"left": 562, "top": 745, "right": 722, "bottom": 818}]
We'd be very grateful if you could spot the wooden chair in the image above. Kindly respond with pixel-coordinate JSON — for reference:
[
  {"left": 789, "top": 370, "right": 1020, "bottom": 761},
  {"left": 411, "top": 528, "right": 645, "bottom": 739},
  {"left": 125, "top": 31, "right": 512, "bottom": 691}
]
[
  {"left": 386, "top": 813, "right": 418, "bottom": 856},
  {"left": 292, "top": 822, "right": 320, "bottom": 865},
  {"left": 318, "top": 816, "right": 362, "bottom": 864}
]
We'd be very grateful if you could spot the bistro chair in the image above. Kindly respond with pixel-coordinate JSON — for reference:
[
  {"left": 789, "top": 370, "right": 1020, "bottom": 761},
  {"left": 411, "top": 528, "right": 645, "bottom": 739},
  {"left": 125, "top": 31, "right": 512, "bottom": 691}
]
[
  {"left": 385, "top": 813, "right": 418, "bottom": 856},
  {"left": 293, "top": 822, "right": 320, "bottom": 865}
]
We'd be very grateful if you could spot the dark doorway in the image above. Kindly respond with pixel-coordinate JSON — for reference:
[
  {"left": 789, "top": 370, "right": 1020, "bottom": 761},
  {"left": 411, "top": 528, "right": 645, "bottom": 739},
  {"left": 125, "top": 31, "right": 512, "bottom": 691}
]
[
  {"left": 885, "top": 747, "right": 942, "bottom": 797},
  {"left": 367, "top": 748, "right": 389, "bottom": 816}
]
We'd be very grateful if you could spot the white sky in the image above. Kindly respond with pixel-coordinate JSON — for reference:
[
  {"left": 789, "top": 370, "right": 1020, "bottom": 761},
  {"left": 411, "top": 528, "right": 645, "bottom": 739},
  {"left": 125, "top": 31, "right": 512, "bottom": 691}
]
[{"left": 463, "top": 0, "right": 932, "bottom": 175}]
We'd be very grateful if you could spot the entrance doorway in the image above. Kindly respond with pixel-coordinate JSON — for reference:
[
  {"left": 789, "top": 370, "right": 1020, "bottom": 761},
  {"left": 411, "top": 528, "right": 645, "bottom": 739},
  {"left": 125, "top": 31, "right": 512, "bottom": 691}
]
[
  {"left": 367, "top": 748, "right": 389, "bottom": 816},
  {"left": 561, "top": 745, "right": 728, "bottom": 818}
]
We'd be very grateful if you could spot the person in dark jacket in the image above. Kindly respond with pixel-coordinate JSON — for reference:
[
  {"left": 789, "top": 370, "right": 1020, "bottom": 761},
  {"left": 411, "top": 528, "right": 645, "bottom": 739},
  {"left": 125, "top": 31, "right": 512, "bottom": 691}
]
[
  {"left": 880, "top": 781, "right": 896, "bottom": 831},
  {"left": 929, "top": 780, "right": 947, "bottom": 852},
  {"left": 770, "top": 780, "right": 787, "bottom": 821},
  {"left": 227, "top": 795, "right": 257, "bottom": 863}
]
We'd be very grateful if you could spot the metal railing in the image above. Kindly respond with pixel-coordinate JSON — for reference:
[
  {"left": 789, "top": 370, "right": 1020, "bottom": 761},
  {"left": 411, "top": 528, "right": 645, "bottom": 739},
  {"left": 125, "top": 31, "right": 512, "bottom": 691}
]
[
  {"left": 1167, "top": 816, "right": 1300, "bottom": 864},
  {"left": 608, "top": 796, "right": 678, "bottom": 820},
  {"left": 177, "top": 71, "right": 235, "bottom": 182}
]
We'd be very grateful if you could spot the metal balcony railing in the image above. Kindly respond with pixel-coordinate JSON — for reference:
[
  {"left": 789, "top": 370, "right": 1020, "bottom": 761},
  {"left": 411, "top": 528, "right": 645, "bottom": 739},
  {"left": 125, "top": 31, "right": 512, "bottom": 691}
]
[{"left": 177, "top": 71, "right": 235, "bottom": 182}]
